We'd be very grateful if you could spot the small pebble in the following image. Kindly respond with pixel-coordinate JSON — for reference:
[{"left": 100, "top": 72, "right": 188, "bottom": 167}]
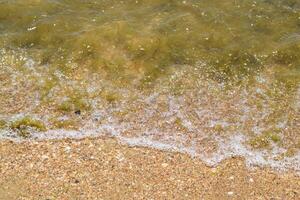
[
  {"left": 65, "top": 146, "right": 71, "bottom": 152},
  {"left": 75, "top": 110, "right": 81, "bottom": 115},
  {"left": 211, "top": 168, "right": 217, "bottom": 173},
  {"left": 161, "top": 163, "right": 168, "bottom": 168},
  {"left": 227, "top": 191, "right": 234, "bottom": 196}
]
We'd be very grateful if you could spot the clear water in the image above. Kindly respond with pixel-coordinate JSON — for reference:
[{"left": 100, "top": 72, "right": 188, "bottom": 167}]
[{"left": 0, "top": 0, "right": 299, "bottom": 172}]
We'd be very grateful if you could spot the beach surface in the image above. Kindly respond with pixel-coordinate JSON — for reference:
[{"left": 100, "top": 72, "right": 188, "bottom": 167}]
[{"left": 0, "top": 137, "right": 299, "bottom": 200}]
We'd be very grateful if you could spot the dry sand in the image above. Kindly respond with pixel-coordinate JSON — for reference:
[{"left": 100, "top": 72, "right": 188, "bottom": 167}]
[{"left": 0, "top": 137, "right": 299, "bottom": 200}]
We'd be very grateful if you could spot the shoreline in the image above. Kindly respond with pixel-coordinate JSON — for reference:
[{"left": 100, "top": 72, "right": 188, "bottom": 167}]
[
  {"left": 1, "top": 130, "right": 299, "bottom": 174},
  {"left": 0, "top": 136, "right": 299, "bottom": 199}
]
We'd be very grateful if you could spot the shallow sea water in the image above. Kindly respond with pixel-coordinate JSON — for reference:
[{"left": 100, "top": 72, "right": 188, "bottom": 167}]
[{"left": 0, "top": 0, "right": 299, "bottom": 172}]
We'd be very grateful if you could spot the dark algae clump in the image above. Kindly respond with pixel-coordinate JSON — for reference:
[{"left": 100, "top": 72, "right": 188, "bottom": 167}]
[
  {"left": 0, "top": 120, "right": 6, "bottom": 129},
  {"left": 10, "top": 117, "right": 47, "bottom": 138}
]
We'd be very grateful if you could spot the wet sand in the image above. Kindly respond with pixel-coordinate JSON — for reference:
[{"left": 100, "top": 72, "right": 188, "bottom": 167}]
[{"left": 0, "top": 137, "right": 299, "bottom": 200}]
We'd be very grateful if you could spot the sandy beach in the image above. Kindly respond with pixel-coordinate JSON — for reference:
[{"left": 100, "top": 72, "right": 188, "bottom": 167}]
[
  {"left": 0, "top": 137, "right": 299, "bottom": 200},
  {"left": 1, "top": 1, "right": 300, "bottom": 199}
]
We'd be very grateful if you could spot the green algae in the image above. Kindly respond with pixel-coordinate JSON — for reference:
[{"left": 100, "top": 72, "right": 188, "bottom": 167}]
[
  {"left": 0, "top": 0, "right": 299, "bottom": 86},
  {"left": 56, "top": 89, "right": 91, "bottom": 113},
  {"left": 174, "top": 117, "right": 188, "bottom": 131},
  {"left": 10, "top": 117, "right": 46, "bottom": 138},
  {"left": 249, "top": 135, "right": 271, "bottom": 149},
  {"left": 212, "top": 124, "right": 225, "bottom": 134},
  {"left": 50, "top": 118, "right": 79, "bottom": 130},
  {"left": 101, "top": 90, "right": 120, "bottom": 103},
  {"left": 39, "top": 77, "right": 58, "bottom": 100},
  {"left": 58, "top": 98, "right": 90, "bottom": 113},
  {"left": 249, "top": 130, "right": 281, "bottom": 149},
  {"left": 0, "top": 120, "right": 6, "bottom": 129},
  {"left": 283, "top": 148, "right": 298, "bottom": 157}
]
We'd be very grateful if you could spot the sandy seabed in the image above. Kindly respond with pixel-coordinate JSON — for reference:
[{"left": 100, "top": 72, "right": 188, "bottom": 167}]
[{"left": 0, "top": 137, "right": 299, "bottom": 200}]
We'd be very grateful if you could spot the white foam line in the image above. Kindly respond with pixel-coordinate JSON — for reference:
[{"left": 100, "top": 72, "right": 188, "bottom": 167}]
[
  {"left": 208, "top": 135, "right": 300, "bottom": 173},
  {"left": 1, "top": 128, "right": 299, "bottom": 175},
  {"left": 118, "top": 136, "right": 198, "bottom": 157}
]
